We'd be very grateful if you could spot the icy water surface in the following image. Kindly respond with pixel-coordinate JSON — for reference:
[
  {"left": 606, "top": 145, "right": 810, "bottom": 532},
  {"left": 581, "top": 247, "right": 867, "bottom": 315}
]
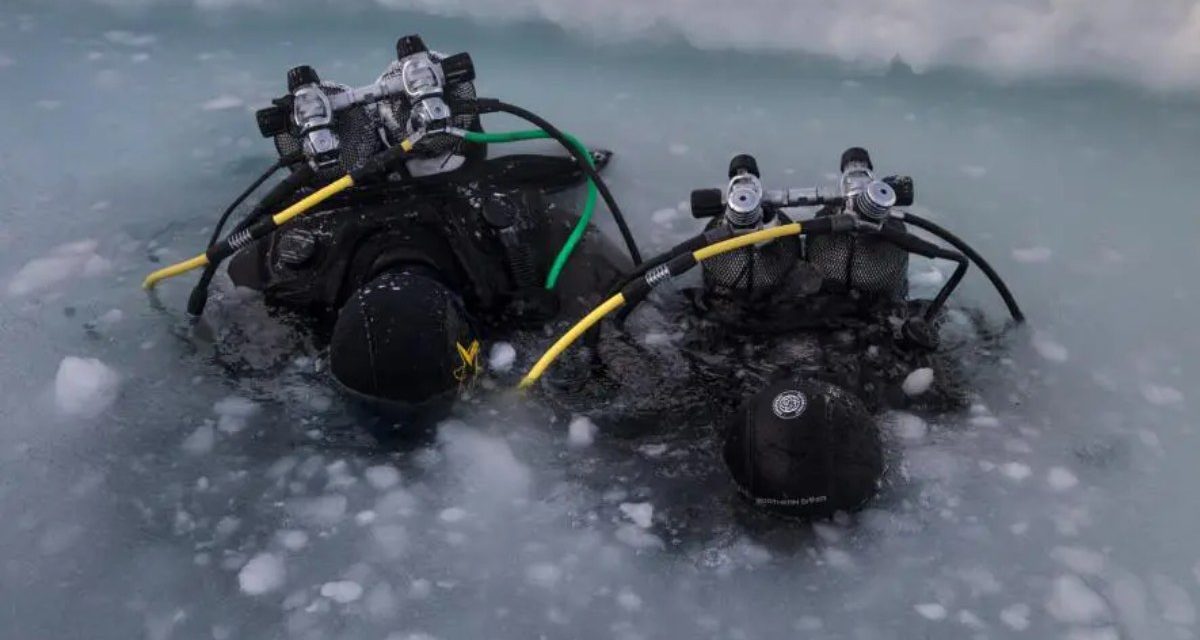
[{"left": 1, "top": 2, "right": 1199, "bottom": 639}]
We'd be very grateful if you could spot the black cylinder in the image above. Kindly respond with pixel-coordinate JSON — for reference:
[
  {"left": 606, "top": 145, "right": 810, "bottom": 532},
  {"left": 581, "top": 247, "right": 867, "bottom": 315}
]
[
  {"left": 441, "top": 52, "right": 475, "bottom": 84},
  {"left": 690, "top": 188, "right": 725, "bottom": 219},
  {"left": 840, "top": 146, "right": 873, "bottom": 171},
  {"left": 728, "top": 153, "right": 760, "bottom": 178},
  {"left": 882, "top": 175, "right": 915, "bottom": 207},
  {"left": 396, "top": 34, "right": 428, "bottom": 59},
  {"left": 287, "top": 65, "right": 320, "bottom": 92}
]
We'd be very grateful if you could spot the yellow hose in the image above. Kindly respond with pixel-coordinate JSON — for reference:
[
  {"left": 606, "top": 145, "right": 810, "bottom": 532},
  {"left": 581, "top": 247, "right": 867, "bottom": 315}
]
[
  {"left": 518, "top": 222, "right": 805, "bottom": 389},
  {"left": 142, "top": 254, "right": 210, "bottom": 289},
  {"left": 142, "top": 175, "right": 357, "bottom": 290},
  {"left": 141, "top": 137, "right": 418, "bottom": 292},
  {"left": 693, "top": 222, "right": 800, "bottom": 260},
  {"left": 271, "top": 175, "right": 354, "bottom": 226},
  {"left": 518, "top": 292, "right": 626, "bottom": 389}
]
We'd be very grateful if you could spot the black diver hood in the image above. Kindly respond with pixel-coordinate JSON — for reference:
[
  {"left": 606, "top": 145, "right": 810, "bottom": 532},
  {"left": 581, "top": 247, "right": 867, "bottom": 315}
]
[
  {"left": 724, "top": 378, "right": 883, "bottom": 519},
  {"left": 329, "top": 266, "right": 480, "bottom": 418}
]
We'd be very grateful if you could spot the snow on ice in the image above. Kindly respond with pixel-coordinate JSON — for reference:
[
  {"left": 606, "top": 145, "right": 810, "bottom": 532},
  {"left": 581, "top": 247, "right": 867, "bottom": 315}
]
[
  {"left": 238, "top": 552, "right": 285, "bottom": 595},
  {"left": 619, "top": 502, "right": 654, "bottom": 529},
  {"left": 999, "top": 603, "right": 1031, "bottom": 631},
  {"left": 365, "top": 465, "right": 401, "bottom": 490},
  {"left": 1141, "top": 384, "right": 1184, "bottom": 406},
  {"left": 180, "top": 423, "right": 215, "bottom": 455},
  {"left": 913, "top": 603, "right": 947, "bottom": 620},
  {"left": 103, "top": 30, "right": 157, "bottom": 47},
  {"left": 7, "top": 240, "right": 111, "bottom": 297},
  {"left": 488, "top": 342, "right": 516, "bottom": 373},
  {"left": 53, "top": 356, "right": 119, "bottom": 419},
  {"left": 524, "top": 563, "right": 562, "bottom": 589},
  {"left": 320, "top": 581, "right": 364, "bottom": 604},
  {"left": 1045, "top": 574, "right": 1110, "bottom": 625},
  {"left": 1032, "top": 332, "right": 1069, "bottom": 363},
  {"left": 901, "top": 368, "right": 934, "bottom": 397},
  {"left": 1047, "top": 467, "right": 1080, "bottom": 491},
  {"left": 1013, "top": 246, "right": 1053, "bottom": 263},
  {"left": 567, "top": 415, "right": 597, "bottom": 448},
  {"left": 213, "top": 396, "right": 259, "bottom": 434},
  {"left": 200, "top": 95, "right": 244, "bottom": 111}
]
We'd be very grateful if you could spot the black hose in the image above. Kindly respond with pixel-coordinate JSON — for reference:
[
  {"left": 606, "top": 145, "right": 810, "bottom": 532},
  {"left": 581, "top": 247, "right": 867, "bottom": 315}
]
[
  {"left": 901, "top": 211, "right": 1025, "bottom": 323},
  {"left": 205, "top": 158, "right": 286, "bottom": 248},
  {"left": 187, "top": 162, "right": 316, "bottom": 316},
  {"left": 475, "top": 98, "right": 643, "bottom": 265}
]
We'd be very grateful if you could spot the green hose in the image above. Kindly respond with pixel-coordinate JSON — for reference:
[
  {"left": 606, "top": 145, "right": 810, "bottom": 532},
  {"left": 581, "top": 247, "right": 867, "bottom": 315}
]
[{"left": 460, "top": 129, "right": 597, "bottom": 290}]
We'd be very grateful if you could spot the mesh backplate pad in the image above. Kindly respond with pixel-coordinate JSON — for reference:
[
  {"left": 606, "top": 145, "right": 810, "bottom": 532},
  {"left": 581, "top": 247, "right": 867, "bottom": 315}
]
[{"left": 806, "top": 220, "right": 909, "bottom": 298}]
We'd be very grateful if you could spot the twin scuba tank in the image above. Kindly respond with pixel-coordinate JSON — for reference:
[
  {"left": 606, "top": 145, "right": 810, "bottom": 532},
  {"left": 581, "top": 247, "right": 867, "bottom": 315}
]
[{"left": 692, "top": 150, "right": 913, "bottom": 304}]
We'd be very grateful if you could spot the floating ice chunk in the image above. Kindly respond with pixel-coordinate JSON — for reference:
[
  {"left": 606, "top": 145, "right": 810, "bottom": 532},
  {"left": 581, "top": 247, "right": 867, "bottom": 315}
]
[
  {"left": 637, "top": 443, "right": 668, "bottom": 457},
  {"left": 1047, "top": 467, "right": 1080, "bottom": 491},
  {"left": 213, "top": 396, "right": 259, "bottom": 434},
  {"left": 969, "top": 414, "right": 1001, "bottom": 428},
  {"left": 54, "top": 356, "right": 119, "bottom": 418},
  {"left": 616, "top": 588, "right": 643, "bottom": 612},
  {"left": 355, "top": 510, "right": 377, "bottom": 525},
  {"left": 385, "top": 633, "right": 439, "bottom": 640},
  {"left": 957, "top": 610, "right": 985, "bottom": 628},
  {"left": 372, "top": 524, "right": 408, "bottom": 559},
  {"left": 651, "top": 208, "right": 679, "bottom": 226},
  {"left": 823, "top": 547, "right": 856, "bottom": 570},
  {"left": 289, "top": 494, "right": 347, "bottom": 527},
  {"left": 1141, "top": 384, "right": 1184, "bottom": 406},
  {"left": 1065, "top": 627, "right": 1120, "bottom": 640},
  {"left": 902, "top": 368, "right": 934, "bottom": 397},
  {"left": 567, "top": 415, "right": 597, "bottom": 449},
  {"left": 524, "top": 563, "right": 562, "bottom": 589},
  {"left": 95, "top": 308, "right": 123, "bottom": 327},
  {"left": 1001, "top": 462, "right": 1032, "bottom": 481},
  {"left": 1151, "top": 574, "right": 1196, "bottom": 626},
  {"left": 910, "top": 267, "right": 945, "bottom": 288},
  {"left": 1046, "top": 574, "right": 1110, "bottom": 624},
  {"left": 321, "top": 581, "right": 364, "bottom": 603},
  {"left": 999, "top": 603, "right": 1031, "bottom": 630},
  {"left": 365, "top": 582, "right": 398, "bottom": 619},
  {"left": 668, "top": 143, "right": 690, "bottom": 156},
  {"left": 181, "top": 424, "right": 215, "bottom": 455},
  {"left": 793, "top": 616, "right": 823, "bottom": 631},
  {"left": 1032, "top": 332, "right": 1069, "bottom": 363},
  {"left": 1050, "top": 546, "right": 1105, "bottom": 575},
  {"left": 888, "top": 412, "right": 928, "bottom": 441},
  {"left": 238, "top": 553, "right": 285, "bottom": 595},
  {"left": 1013, "top": 246, "right": 1053, "bottom": 263},
  {"left": 488, "top": 342, "right": 516, "bottom": 373},
  {"left": 104, "top": 30, "right": 157, "bottom": 47},
  {"left": 7, "top": 240, "right": 111, "bottom": 297},
  {"left": 365, "top": 465, "right": 401, "bottom": 490},
  {"left": 438, "top": 507, "right": 467, "bottom": 523},
  {"left": 438, "top": 422, "right": 531, "bottom": 500},
  {"left": 619, "top": 502, "right": 654, "bottom": 529},
  {"left": 615, "top": 524, "right": 664, "bottom": 550},
  {"left": 201, "top": 95, "right": 243, "bottom": 111},
  {"left": 278, "top": 530, "right": 308, "bottom": 551},
  {"left": 914, "top": 603, "right": 947, "bottom": 620}
]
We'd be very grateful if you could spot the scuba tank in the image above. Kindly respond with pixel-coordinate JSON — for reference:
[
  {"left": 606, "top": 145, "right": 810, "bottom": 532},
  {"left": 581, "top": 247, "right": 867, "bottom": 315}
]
[
  {"left": 806, "top": 148, "right": 911, "bottom": 300},
  {"left": 692, "top": 154, "right": 807, "bottom": 301}
]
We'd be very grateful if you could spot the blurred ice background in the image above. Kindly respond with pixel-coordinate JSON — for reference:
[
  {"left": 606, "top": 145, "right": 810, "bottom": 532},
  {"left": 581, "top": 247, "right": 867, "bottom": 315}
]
[{"left": 1, "top": 1, "right": 1198, "bottom": 638}]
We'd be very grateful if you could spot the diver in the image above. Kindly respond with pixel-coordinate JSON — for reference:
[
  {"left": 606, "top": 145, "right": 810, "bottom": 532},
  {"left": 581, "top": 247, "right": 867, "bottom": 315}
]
[
  {"left": 142, "top": 34, "right": 640, "bottom": 421},
  {"left": 525, "top": 149, "right": 1025, "bottom": 519}
]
